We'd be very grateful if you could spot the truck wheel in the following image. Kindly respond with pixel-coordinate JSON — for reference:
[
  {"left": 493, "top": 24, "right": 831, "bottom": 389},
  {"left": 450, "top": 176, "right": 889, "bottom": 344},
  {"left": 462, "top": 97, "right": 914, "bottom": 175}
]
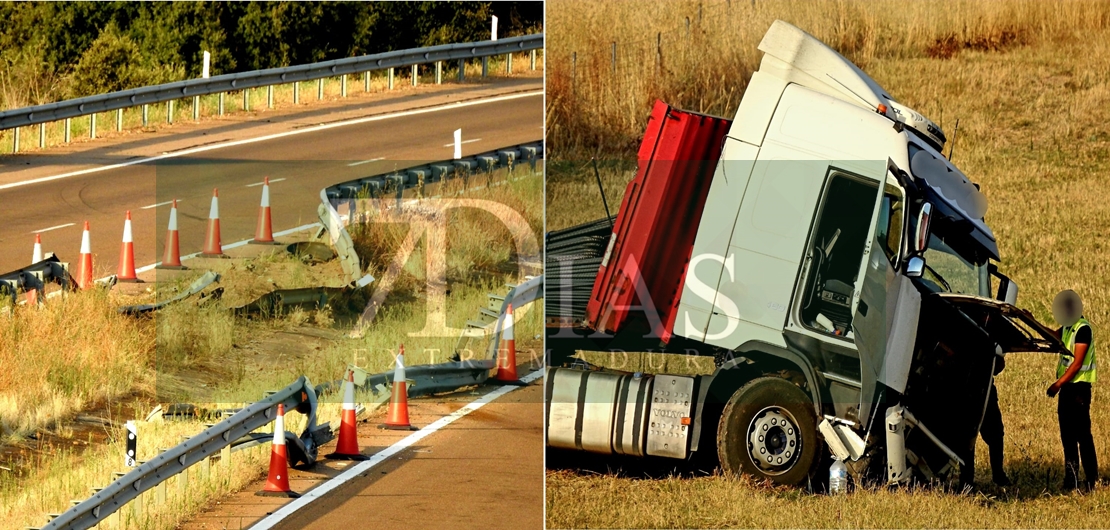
[{"left": 717, "top": 376, "right": 818, "bottom": 486}]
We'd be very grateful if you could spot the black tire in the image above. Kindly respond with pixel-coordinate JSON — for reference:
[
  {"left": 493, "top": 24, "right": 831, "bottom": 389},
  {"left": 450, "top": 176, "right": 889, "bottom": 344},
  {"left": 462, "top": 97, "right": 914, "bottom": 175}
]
[{"left": 717, "top": 376, "right": 819, "bottom": 486}]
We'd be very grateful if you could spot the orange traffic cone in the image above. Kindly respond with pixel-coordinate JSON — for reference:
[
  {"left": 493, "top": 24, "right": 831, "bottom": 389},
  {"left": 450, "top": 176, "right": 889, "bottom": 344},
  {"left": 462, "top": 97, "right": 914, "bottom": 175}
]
[
  {"left": 201, "top": 189, "right": 224, "bottom": 257},
  {"left": 327, "top": 370, "right": 368, "bottom": 460},
  {"left": 31, "top": 234, "right": 42, "bottom": 264},
  {"left": 117, "top": 211, "right": 140, "bottom": 282},
  {"left": 494, "top": 303, "right": 526, "bottom": 385},
  {"left": 76, "top": 221, "right": 93, "bottom": 290},
  {"left": 257, "top": 404, "right": 300, "bottom": 498},
  {"left": 250, "top": 177, "right": 277, "bottom": 245},
  {"left": 157, "top": 199, "right": 187, "bottom": 270},
  {"left": 381, "top": 345, "right": 417, "bottom": 430}
]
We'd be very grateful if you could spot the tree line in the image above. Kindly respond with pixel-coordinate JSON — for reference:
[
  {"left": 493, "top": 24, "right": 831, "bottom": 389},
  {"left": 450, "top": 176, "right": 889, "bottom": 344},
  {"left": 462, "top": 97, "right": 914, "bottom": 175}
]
[{"left": 0, "top": 1, "right": 541, "bottom": 107}]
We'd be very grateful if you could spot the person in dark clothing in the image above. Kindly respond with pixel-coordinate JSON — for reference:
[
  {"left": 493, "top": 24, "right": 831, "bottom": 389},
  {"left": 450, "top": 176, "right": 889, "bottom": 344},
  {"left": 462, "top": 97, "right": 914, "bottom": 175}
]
[
  {"left": 1048, "top": 289, "right": 1099, "bottom": 491},
  {"left": 980, "top": 371, "right": 1011, "bottom": 486},
  {"left": 961, "top": 357, "right": 1010, "bottom": 488}
]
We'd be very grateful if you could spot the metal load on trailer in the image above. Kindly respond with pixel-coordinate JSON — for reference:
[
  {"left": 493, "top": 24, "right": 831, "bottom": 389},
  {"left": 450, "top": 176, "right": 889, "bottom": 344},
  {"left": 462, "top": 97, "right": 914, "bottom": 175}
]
[{"left": 586, "top": 101, "right": 731, "bottom": 342}]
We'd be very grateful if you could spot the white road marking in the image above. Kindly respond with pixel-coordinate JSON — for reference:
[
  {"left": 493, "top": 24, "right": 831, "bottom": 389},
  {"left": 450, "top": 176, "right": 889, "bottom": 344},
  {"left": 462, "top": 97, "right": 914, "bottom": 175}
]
[
  {"left": 347, "top": 157, "right": 385, "bottom": 167},
  {"left": 251, "top": 370, "right": 543, "bottom": 530},
  {"left": 246, "top": 177, "right": 286, "bottom": 187},
  {"left": 140, "top": 200, "right": 180, "bottom": 210},
  {"left": 443, "top": 138, "right": 481, "bottom": 147},
  {"left": 32, "top": 223, "right": 74, "bottom": 234},
  {"left": 0, "top": 90, "right": 542, "bottom": 192}
]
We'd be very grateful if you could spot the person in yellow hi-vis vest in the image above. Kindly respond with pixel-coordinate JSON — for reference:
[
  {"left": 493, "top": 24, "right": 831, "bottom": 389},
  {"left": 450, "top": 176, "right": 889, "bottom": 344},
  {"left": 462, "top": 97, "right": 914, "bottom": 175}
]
[{"left": 1047, "top": 289, "right": 1099, "bottom": 491}]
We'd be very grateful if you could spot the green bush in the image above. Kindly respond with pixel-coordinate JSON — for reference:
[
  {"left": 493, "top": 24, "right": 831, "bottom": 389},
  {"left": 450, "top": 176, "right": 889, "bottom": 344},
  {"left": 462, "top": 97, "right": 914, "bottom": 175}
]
[{"left": 70, "top": 23, "right": 183, "bottom": 97}]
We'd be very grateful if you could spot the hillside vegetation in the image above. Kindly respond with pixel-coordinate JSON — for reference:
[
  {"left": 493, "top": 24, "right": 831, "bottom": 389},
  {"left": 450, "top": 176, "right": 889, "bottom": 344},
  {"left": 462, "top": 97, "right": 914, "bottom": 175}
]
[
  {"left": 546, "top": 0, "right": 1110, "bottom": 527},
  {"left": 0, "top": 1, "right": 541, "bottom": 109}
]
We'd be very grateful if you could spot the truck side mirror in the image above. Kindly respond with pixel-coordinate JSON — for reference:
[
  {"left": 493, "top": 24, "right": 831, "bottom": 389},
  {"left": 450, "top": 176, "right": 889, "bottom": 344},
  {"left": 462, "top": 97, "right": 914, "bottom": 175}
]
[
  {"left": 913, "top": 202, "right": 932, "bottom": 253},
  {"left": 905, "top": 256, "right": 925, "bottom": 278}
]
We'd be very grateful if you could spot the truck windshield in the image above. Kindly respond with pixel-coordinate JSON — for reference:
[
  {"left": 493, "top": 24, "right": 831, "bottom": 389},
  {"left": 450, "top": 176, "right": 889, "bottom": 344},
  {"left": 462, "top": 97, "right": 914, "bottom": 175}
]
[{"left": 920, "top": 232, "right": 989, "bottom": 296}]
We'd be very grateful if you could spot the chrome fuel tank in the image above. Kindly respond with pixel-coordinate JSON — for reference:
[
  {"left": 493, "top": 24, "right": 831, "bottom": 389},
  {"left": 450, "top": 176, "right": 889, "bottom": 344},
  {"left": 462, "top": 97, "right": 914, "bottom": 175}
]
[{"left": 546, "top": 367, "right": 694, "bottom": 459}]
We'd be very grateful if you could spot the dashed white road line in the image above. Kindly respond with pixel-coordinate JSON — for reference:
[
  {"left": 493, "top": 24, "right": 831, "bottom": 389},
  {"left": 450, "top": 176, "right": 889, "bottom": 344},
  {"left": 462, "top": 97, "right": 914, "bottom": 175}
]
[
  {"left": 31, "top": 223, "right": 74, "bottom": 234},
  {"left": 347, "top": 157, "right": 385, "bottom": 167},
  {"left": 140, "top": 200, "right": 180, "bottom": 210},
  {"left": 246, "top": 177, "right": 286, "bottom": 187},
  {"left": 0, "top": 90, "right": 541, "bottom": 192},
  {"left": 442, "top": 138, "right": 482, "bottom": 147},
  {"left": 250, "top": 369, "right": 544, "bottom": 530}
]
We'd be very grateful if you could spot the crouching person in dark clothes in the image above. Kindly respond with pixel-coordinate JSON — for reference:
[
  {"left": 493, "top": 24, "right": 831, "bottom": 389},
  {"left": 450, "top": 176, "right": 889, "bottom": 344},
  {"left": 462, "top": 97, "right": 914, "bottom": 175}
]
[{"left": 961, "top": 357, "right": 1011, "bottom": 488}]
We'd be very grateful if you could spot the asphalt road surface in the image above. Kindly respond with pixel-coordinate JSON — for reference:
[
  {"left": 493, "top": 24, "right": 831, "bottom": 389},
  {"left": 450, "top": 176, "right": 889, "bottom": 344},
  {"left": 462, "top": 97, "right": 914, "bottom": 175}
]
[
  {"left": 0, "top": 79, "right": 542, "bottom": 276},
  {"left": 182, "top": 380, "right": 544, "bottom": 530}
]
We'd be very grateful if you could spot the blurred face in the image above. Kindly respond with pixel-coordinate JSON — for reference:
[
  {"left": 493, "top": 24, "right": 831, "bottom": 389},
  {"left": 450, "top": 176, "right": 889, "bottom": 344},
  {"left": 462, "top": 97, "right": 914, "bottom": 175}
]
[{"left": 1052, "top": 290, "right": 1083, "bottom": 328}]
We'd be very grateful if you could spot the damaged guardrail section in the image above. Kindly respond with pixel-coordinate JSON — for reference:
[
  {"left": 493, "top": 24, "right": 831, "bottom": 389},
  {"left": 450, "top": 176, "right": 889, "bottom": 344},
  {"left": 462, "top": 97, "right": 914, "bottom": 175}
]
[
  {"left": 44, "top": 377, "right": 328, "bottom": 530},
  {"left": 0, "top": 255, "right": 72, "bottom": 305},
  {"left": 41, "top": 140, "right": 546, "bottom": 528},
  {"left": 317, "top": 140, "right": 543, "bottom": 284},
  {"left": 338, "top": 274, "right": 546, "bottom": 397}
]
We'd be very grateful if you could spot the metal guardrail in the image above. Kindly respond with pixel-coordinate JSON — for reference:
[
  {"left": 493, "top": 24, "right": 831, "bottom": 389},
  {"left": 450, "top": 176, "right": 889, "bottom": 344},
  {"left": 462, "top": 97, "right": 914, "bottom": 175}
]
[
  {"left": 317, "top": 140, "right": 544, "bottom": 284},
  {"left": 0, "top": 254, "right": 72, "bottom": 304},
  {"left": 316, "top": 144, "right": 545, "bottom": 394},
  {"left": 0, "top": 34, "right": 542, "bottom": 132},
  {"left": 44, "top": 143, "right": 544, "bottom": 527},
  {"left": 345, "top": 273, "right": 545, "bottom": 396},
  {"left": 485, "top": 274, "right": 544, "bottom": 361},
  {"left": 44, "top": 377, "right": 328, "bottom": 530},
  {"left": 323, "top": 140, "right": 544, "bottom": 203}
]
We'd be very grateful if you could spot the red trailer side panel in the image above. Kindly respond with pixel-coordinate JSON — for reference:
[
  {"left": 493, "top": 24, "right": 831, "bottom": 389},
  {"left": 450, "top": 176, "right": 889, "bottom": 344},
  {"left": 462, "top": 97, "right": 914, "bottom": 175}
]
[{"left": 585, "top": 100, "right": 731, "bottom": 341}]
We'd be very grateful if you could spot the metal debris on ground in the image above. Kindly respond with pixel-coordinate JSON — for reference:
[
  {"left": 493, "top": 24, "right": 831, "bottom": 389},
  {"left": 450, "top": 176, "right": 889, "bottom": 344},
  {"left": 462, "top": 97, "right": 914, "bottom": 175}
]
[{"left": 118, "top": 271, "right": 220, "bottom": 315}]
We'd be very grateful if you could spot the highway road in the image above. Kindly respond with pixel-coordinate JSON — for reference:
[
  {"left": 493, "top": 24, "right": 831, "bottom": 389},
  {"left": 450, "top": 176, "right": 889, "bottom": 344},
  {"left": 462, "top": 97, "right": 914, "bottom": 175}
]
[{"left": 0, "top": 79, "right": 543, "bottom": 276}]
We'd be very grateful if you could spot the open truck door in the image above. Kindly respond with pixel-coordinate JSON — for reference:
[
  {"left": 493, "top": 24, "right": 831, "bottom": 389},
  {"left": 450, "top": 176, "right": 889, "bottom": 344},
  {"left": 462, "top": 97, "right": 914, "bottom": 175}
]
[{"left": 850, "top": 168, "right": 920, "bottom": 430}]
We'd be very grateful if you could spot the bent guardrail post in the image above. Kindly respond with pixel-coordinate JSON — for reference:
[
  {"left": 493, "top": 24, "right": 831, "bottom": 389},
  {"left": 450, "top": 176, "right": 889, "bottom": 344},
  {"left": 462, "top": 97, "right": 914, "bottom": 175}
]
[
  {"left": 118, "top": 271, "right": 220, "bottom": 315},
  {"left": 317, "top": 195, "right": 367, "bottom": 287},
  {"left": 44, "top": 376, "right": 326, "bottom": 530},
  {"left": 484, "top": 274, "right": 544, "bottom": 362}
]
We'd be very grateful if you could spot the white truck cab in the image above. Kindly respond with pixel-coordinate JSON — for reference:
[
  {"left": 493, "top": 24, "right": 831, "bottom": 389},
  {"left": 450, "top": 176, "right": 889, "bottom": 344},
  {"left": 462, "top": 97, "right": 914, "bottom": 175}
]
[{"left": 545, "top": 20, "right": 1063, "bottom": 488}]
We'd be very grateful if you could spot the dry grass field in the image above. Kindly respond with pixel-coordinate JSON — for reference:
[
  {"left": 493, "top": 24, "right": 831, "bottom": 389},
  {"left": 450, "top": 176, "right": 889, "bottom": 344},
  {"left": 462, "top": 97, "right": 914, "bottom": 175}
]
[{"left": 546, "top": 0, "right": 1110, "bottom": 527}]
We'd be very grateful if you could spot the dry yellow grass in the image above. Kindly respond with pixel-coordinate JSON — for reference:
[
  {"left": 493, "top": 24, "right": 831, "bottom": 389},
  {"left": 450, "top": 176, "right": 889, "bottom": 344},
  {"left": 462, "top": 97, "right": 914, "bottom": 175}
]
[
  {"left": 548, "top": 355, "right": 1110, "bottom": 529},
  {"left": 0, "top": 289, "right": 153, "bottom": 439},
  {"left": 208, "top": 172, "right": 546, "bottom": 403},
  {"left": 547, "top": 0, "right": 1110, "bottom": 527},
  {"left": 0, "top": 414, "right": 271, "bottom": 530},
  {"left": 547, "top": 0, "right": 1110, "bottom": 158}
]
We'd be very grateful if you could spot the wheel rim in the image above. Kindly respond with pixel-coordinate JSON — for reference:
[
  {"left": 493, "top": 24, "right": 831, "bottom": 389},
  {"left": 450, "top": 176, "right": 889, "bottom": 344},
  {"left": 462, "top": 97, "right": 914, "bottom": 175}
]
[{"left": 746, "top": 405, "right": 801, "bottom": 476}]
